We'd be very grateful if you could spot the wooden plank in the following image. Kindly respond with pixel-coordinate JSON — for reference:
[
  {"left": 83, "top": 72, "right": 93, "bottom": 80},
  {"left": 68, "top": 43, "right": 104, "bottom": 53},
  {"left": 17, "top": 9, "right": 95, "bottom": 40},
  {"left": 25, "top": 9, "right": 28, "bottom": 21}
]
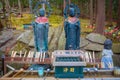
[
  {"left": 1, "top": 78, "right": 120, "bottom": 80},
  {"left": 1, "top": 70, "right": 120, "bottom": 80},
  {"left": 0, "top": 78, "right": 21, "bottom": 80},
  {"left": 1, "top": 69, "right": 114, "bottom": 76},
  {"left": 39, "top": 52, "right": 43, "bottom": 62},
  {"left": 0, "top": 38, "right": 17, "bottom": 52},
  {"left": 34, "top": 52, "right": 40, "bottom": 62},
  {"left": 0, "top": 30, "right": 13, "bottom": 48},
  {"left": 25, "top": 51, "right": 34, "bottom": 62},
  {"left": 1, "top": 71, "right": 14, "bottom": 78},
  {"left": 12, "top": 70, "right": 23, "bottom": 78},
  {"left": 0, "top": 37, "right": 13, "bottom": 47},
  {"left": 5, "top": 57, "right": 51, "bottom": 64}
]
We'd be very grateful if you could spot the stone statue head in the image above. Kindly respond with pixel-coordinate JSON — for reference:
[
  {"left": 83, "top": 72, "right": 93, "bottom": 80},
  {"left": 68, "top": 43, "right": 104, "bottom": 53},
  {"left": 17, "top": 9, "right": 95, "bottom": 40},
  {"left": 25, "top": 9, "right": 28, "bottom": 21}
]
[
  {"left": 69, "top": 3, "right": 74, "bottom": 8},
  {"left": 69, "top": 8, "right": 75, "bottom": 17},
  {"left": 39, "top": 8, "right": 45, "bottom": 17},
  {"left": 104, "top": 39, "right": 112, "bottom": 50}
]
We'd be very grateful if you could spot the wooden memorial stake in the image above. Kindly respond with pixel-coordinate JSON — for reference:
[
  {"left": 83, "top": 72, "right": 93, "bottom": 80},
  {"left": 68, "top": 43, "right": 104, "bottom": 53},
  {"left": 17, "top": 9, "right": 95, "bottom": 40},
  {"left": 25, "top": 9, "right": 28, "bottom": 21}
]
[
  {"left": 85, "top": 52, "right": 89, "bottom": 63},
  {"left": 23, "top": 51, "right": 27, "bottom": 61},
  {"left": 89, "top": 52, "right": 92, "bottom": 63},
  {"left": 92, "top": 51, "right": 96, "bottom": 67},
  {"left": 34, "top": 52, "right": 40, "bottom": 62},
  {"left": 40, "top": 51, "right": 43, "bottom": 62},
  {"left": 27, "top": 51, "right": 34, "bottom": 62},
  {"left": 43, "top": 52, "right": 46, "bottom": 62},
  {"left": 11, "top": 51, "right": 17, "bottom": 61}
]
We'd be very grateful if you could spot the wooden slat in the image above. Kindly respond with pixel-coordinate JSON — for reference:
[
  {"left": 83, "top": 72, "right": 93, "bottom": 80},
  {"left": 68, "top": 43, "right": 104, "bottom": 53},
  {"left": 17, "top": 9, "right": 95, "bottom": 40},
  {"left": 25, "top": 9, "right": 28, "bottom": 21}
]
[
  {"left": 1, "top": 78, "right": 120, "bottom": 80},
  {"left": 1, "top": 70, "right": 119, "bottom": 80},
  {"left": 1, "top": 71, "right": 14, "bottom": 78},
  {"left": 34, "top": 52, "right": 40, "bottom": 62},
  {"left": 4, "top": 57, "right": 51, "bottom": 64}
]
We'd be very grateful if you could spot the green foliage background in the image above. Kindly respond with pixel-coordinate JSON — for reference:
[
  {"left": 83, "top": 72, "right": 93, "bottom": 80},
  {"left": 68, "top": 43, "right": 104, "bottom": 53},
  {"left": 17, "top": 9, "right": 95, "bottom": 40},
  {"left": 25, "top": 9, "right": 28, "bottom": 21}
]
[
  {"left": 1, "top": 0, "right": 118, "bottom": 20},
  {"left": 0, "top": 2, "right": 2, "bottom": 9}
]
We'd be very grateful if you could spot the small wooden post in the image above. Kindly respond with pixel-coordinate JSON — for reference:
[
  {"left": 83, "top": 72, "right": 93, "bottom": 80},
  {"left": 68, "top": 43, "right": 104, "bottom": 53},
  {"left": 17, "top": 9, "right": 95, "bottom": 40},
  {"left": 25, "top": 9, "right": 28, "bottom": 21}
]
[{"left": 1, "top": 54, "right": 6, "bottom": 75}]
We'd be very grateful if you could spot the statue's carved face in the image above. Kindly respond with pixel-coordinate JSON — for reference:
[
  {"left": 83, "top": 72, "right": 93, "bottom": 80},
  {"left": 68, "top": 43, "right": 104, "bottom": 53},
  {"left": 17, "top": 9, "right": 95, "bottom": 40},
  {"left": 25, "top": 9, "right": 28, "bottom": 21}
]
[
  {"left": 39, "top": 8, "right": 45, "bottom": 17},
  {"left": 69, "top": 8, "right": 75, "bottom": 17}
]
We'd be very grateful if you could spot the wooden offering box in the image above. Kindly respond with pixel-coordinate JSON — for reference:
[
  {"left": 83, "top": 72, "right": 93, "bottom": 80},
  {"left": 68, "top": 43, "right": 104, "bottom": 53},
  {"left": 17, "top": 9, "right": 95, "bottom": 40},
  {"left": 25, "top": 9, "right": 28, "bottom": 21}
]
[{"left": 52, "top": 50, "right": 86, "bottom": 78}]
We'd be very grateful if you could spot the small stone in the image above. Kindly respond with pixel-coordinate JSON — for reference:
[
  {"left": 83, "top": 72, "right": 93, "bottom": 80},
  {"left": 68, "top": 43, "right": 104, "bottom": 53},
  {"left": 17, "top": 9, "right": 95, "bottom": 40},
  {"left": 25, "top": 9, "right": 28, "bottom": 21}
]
[
  {"left": 80, "top": 38, "right": 89, "bottom": 48},
  {"left": 112, "top": 43, "right": 120, "bottom": 54},
  {"left": 84, "top": 42, "right": 104, "bottom": 51},
  {"left": 17, "top": 30, "right": 33, "bottom": 44},
  {"left": 86, "top": 33, "right": 106, "bottom": 44}
]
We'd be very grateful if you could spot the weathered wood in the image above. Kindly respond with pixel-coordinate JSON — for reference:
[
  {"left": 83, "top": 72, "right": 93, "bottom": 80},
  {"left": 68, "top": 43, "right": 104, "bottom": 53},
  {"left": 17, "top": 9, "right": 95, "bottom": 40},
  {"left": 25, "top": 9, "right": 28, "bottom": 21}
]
[
  {"left": 5, "top": 57, "right": 51, "bottom": 64},
  {"left": 12, "top": 70, "right": 23, "bottom": 78},
  {"left": 1, "top": 70, "right": 120, "bottom": 80},
  {"left": 1, "top": 78, "right": 120, "bottom": 80},
  {"left": 0, "top": 38, "right": 17, "bottom": 52},
  {"left": 1, "top": 71, "right": 13, "bottom": 78},
  {"left": 0, "top": 30, "right": 13, "bottom": 47},
  {"left": 0, "top": 30, "right": 21, "bottom": 52},
  {"left": 0, "top": 36, "right": 13, "bottom": 48}
]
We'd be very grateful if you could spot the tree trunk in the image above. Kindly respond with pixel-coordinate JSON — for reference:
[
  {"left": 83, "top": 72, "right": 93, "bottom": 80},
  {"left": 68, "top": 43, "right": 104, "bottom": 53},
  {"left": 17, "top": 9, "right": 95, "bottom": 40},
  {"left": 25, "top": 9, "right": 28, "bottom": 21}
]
[
  {"left": 1, "top": 0, "right": 7, "bottom": 27},
  {"left": 95, "top": 0, "right": 105, "bottom": 35},
  {"left": 107, "top": 0, "right": 113, "bottom": 26},
  {"left": 90, "top": 0, "right": 94, "bottom": 26},
  {"left": 29, "top": 0, "right": 33, "bottom": 13},
  {"left": 81, "top": 1, "right": 83, "bottom": 18},
  {"left": 18, "top": 0, "right": 22, "bottom": 16},
  {"left": 69, "top": 0, "right": 71, "bottom": 4},
  {"left": 1, "top": 0, "right": 6, "bottom": 17},
  {"left": 64, "top": 0, "right": 65, "bottom": 9},
  {"left": 5, "top": 0, "right": 10, "bottom": 13},
  {"left": 117, "top": 0, "right": 120, "bottom": 27},
  {"left": 93, "top": 0, "right": 97, "bottom": 25}
]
